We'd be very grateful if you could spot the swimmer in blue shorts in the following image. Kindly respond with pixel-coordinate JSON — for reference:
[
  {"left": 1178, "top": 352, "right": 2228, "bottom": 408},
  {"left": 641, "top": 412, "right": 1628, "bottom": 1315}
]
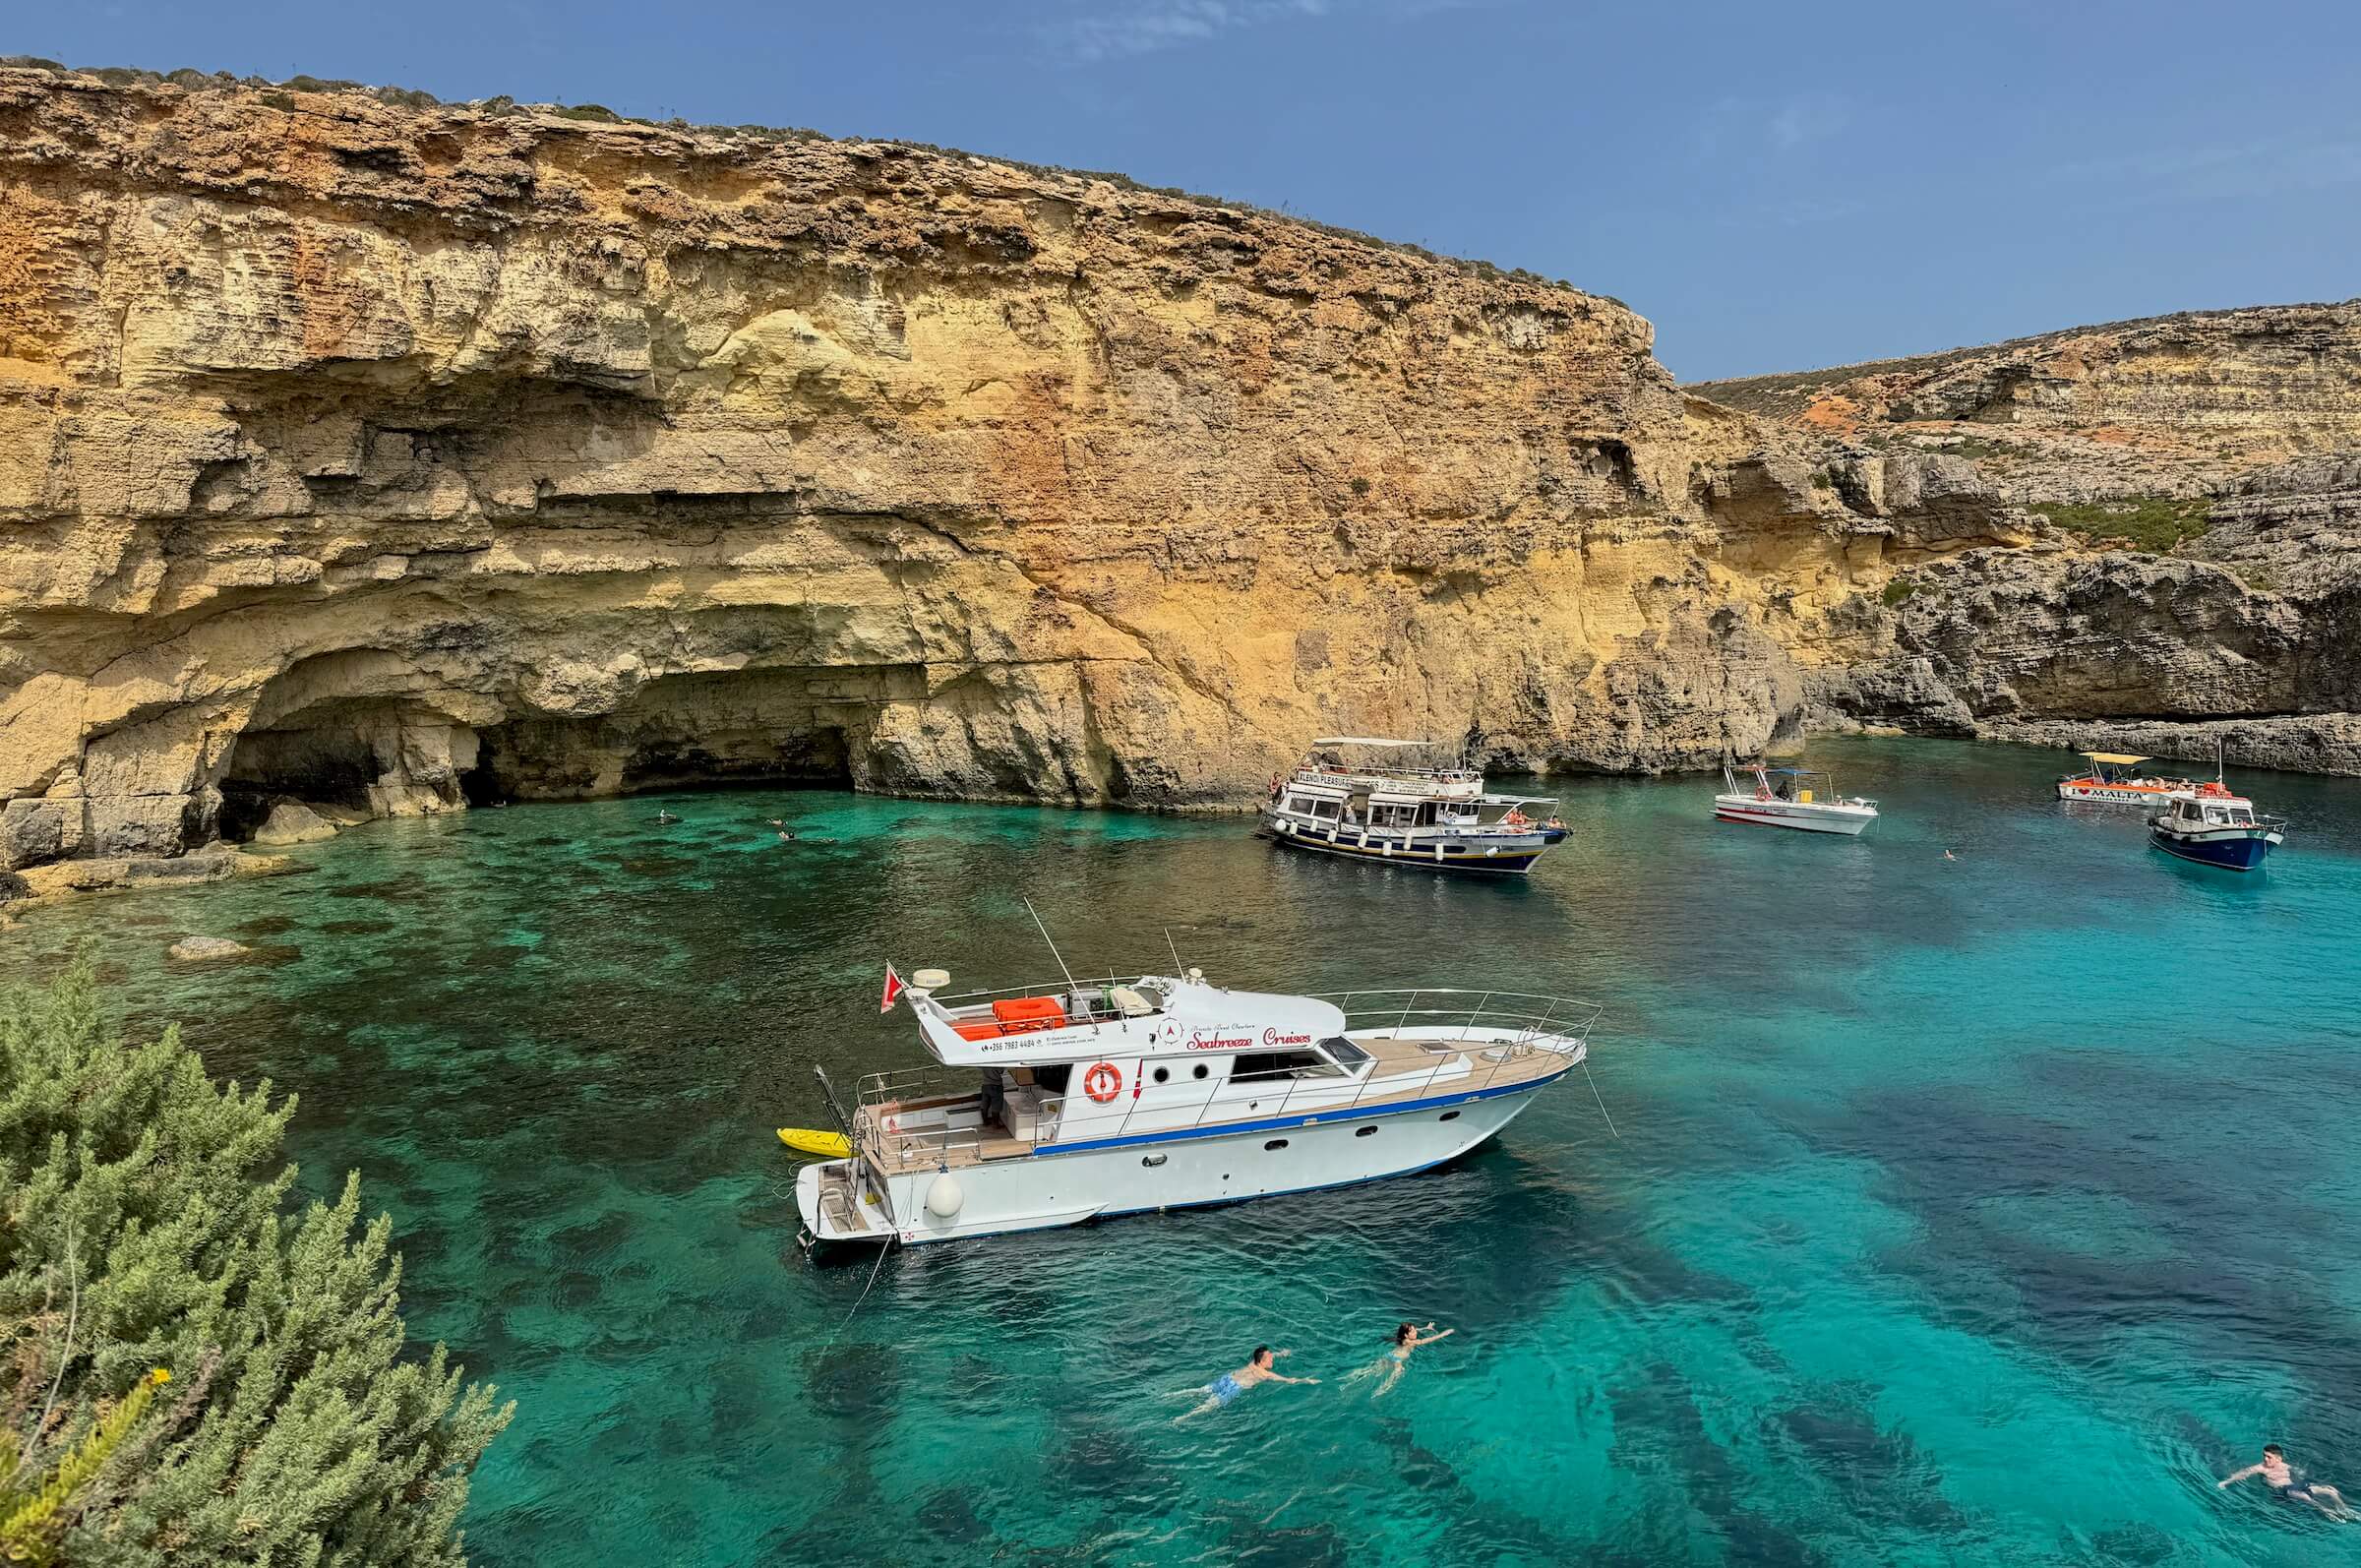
[
  {"left": 2220, "top": 1444, "right": 2356, "bottom": 1520},
  {"left": 1175, "top": 1346, "right": 1316, "bottom": 1422}
]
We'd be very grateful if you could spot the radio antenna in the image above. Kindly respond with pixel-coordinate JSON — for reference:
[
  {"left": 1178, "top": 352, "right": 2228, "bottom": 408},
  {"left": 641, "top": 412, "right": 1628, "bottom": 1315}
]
[
  {"left": 1164, "top": 926, "right": 1184, "bottom": 975},
  {"left": 1022, "top": 895, "right": 1079, "bottom": 991}
]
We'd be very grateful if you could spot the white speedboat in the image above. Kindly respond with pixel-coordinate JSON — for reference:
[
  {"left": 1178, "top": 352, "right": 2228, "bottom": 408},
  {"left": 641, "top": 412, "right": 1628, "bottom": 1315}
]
[
  {"left": 1713, "top": 761, "right": 1879, "bottom": 835},
  {"left": 789, "top": 966, "right": 1600, "bottom": 1246},
  {"left": 1260, "top": 737, "right": 1567, "bottom": 874}
]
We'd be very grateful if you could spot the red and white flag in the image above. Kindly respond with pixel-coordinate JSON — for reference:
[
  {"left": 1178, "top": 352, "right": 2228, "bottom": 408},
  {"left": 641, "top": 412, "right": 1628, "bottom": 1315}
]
[{"left": 879, "top": 963, "right": 906, "bottom": 1014}]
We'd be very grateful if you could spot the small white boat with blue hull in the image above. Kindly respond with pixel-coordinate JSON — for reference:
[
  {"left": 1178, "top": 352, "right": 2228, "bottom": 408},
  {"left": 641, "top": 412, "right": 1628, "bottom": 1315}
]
[
  {"left": 2149, "top": 782, "right": 2286, "bottom": 872},
  {"left": 792, "top": 968, "right": 1601, "bottom": 1246}
]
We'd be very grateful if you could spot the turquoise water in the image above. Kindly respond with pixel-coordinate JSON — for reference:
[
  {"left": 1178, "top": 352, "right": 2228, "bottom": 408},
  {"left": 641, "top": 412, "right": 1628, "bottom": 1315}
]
[{"left": 7, "top": 738, "right": 2360, "bottom": 1566}]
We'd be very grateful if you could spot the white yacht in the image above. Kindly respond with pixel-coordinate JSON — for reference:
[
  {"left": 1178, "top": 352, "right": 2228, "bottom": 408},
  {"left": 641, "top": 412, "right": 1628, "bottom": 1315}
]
[
  {"left": 1713, "top": 760, "right": 1879, "bottom": 836},
  {"left": 1260, "top": 738, "right": 1567, "bottom": 874},
  {"left": 789, "top": 967, "right": 1601, "bottom": 1246}
]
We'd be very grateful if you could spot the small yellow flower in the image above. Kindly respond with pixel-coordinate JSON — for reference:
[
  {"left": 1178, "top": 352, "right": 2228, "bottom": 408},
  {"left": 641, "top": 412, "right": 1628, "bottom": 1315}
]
[{"left": 149, "top": 1369, "right": 171, "bottom": 1386}]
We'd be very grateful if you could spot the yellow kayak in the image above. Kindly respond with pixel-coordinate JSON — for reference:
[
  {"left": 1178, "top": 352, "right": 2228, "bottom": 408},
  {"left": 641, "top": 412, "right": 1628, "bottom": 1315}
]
[{"left": 776, "top": 1127, "right": 851, "bottom": 1159}]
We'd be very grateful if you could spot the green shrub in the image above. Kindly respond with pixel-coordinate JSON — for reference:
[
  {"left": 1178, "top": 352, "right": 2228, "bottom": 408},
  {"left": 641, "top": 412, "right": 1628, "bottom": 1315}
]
[
  {"left": 551, "top": 102, "right": 620, "bottom": 122},
  {"left": 0, "top": 962, "right": 511, "bottom": 1566},
  {"left": 1881, "top": 578, "right": 1918, "bottom": 608},
  {"left": 2030, "top": 496, "right": 2213, "bottom": 554},
  {"left": 258, "top": 90, "right": 295, "bottom": 111}
]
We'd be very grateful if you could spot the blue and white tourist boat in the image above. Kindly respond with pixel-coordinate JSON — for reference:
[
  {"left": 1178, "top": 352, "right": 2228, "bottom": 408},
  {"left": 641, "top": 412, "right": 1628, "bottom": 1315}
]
[
  {"left": 1713, "top": 760, "right": 1879, "bottom": 835},
  {"left": 790, "top": 966, "right": 1601, "bottom": 1246},
  {"left": 2148, "top": 780, "right": 2286, "bottom": 872},
  {"left": 1258, "top": 738, "right": 1567, "bottom": 874}
]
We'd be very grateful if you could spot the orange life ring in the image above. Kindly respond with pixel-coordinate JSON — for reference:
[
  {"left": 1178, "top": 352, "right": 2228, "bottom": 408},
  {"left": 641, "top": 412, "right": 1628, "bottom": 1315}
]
[{"left": 1083, "top": 1061, "right": 1122, "bottom": 1103}]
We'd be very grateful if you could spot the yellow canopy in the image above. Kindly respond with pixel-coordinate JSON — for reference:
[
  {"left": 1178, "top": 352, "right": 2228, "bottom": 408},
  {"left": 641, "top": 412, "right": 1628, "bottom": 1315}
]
[{"left": 2080, "top": 752, "right": 2149, "bottom": 765}]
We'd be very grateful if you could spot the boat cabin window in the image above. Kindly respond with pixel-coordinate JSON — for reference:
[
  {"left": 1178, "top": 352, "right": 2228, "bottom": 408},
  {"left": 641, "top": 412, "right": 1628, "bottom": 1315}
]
[
  {"left": 2227, "top": 807, "right": 2253, "bottom": 824},
  {"left": 1034, "top": 1064, "right": 1071, "bottom": 1096},
  {"left": 1230, "top": 1050, "right": 1339, "bottom": 1083},
  {"left": 1318, "top": 1036, "right": 1370, "bottom": 1068}
]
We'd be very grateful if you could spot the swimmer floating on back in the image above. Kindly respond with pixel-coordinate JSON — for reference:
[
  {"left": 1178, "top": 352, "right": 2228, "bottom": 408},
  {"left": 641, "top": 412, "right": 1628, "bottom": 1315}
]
[
  {"left": 2220, "top": 1444, "right": 2356, "bottom": 1520},
  {"left": 1174, "top": 1346, "right": 1315, "bottom": 1422},
  {"left": 1342, "top": 1321, "right": 1455, "bottom": 1399}
]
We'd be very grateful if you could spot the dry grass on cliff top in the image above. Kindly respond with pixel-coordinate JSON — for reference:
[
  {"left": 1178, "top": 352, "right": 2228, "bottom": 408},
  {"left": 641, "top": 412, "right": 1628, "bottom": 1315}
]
[{"left": 0, "top": 57, "right": 1619, "bottom": 309}]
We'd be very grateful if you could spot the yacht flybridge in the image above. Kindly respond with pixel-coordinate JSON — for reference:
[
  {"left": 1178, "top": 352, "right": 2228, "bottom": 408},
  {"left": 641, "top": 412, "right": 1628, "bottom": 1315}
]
[
  {"left": 790, "top": 966, "right": 1601, "bottom": 1246},
  {"left": 1260, "top": 737, "right": 1568, "bottom": 874}
]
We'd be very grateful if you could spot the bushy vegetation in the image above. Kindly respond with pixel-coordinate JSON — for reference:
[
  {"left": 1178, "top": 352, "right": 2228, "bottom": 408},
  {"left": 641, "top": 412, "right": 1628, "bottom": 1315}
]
[
  {"left": 0, "top": 964, "right": 510, "bottom": 1566},
  {"left": 2029, "top": 496, "right": 2214, "bottom": 554},
  {"left": 1880, "top": 577, "right": 1919, "bottom": 608}
]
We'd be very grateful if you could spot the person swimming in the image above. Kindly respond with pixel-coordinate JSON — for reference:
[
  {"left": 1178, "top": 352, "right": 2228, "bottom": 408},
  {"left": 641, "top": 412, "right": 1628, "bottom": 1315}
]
[
  {"left": 1174, "top": 1346, "right": 1315, "bottom": 1422},
  {"left": 2220, "top": 1444, "right": 2356, "bottom": 1519},
  {"left": 1342, "top": 1321, "right": 1455, "bottom": 1399}
]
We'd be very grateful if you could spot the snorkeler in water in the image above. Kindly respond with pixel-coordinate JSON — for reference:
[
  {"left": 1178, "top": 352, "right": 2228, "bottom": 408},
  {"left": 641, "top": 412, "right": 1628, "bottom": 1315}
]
[
  {"left": 2220, "top": 1445, "right": 2357, "bottom": 1520},
  {"left": 1342, "top": 1321, "right": 1455, "bottom": 1399},
  {"left": 1173, "top": 1347, "right": 1315, "bottom": 1422}
]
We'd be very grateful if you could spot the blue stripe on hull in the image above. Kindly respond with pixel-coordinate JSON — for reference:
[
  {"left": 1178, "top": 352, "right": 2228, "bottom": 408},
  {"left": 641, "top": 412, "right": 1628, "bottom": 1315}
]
[
  {"left": 2149, "top": 830, "right": 2272, "bottom": 871},
  {"left": 1036, "top": 1064, "right": 1572, "bottom": 1157}
]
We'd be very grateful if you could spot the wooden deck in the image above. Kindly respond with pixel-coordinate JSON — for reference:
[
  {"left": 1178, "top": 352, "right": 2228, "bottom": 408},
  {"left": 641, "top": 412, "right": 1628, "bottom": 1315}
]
[{"left": 856, "top": 1035, "right": 1572, "bottom": 1175}]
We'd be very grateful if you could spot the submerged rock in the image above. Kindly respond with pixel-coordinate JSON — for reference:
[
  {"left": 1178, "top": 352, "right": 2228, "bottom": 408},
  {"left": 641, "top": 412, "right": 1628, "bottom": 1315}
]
[
  {"left": 251, "top": 802, "right": 340, "bottom": 845},
  {"left": 167, "top": 935, "right": 250, "bottom": 962}
]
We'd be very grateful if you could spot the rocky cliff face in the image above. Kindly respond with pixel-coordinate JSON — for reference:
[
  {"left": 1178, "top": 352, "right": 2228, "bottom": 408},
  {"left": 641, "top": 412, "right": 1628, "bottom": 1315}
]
[
  {"left": 0, "top": 66, "right": 1928, "bottom": 883},
  {"left": 2, "top": 68, "right": 2353, "bottom": 892},
  {"left": 1695, "top": 301, "right": 2361, "bottom": 773}
]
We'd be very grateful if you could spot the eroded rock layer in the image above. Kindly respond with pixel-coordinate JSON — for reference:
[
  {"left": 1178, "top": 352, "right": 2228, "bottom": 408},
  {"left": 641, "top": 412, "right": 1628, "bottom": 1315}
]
[{"left": 1697, "top": 302, "right": 2361, "bottom": 772}]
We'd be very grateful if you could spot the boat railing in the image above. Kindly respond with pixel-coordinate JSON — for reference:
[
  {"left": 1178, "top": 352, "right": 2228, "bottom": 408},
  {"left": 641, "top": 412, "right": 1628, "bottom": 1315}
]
[
  {"left": 920, "top": 974, "right": 1172, "bottom": 1009},
  {"left": 1026, "top": 988, "right": 1603, "bottom": 1150},
  {"left": 1316, "top": 987, "right": 1602, "bottom": 1049},
  {"left": 852, "top": 1064, "right": 995, "bottom": 1166}
]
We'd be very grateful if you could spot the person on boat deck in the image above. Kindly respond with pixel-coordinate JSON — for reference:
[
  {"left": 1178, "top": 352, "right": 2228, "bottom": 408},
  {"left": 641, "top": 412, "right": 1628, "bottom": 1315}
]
[
  {"left": 1502, "top": 806, "right": 1529, "bottom": 828},
  {"left": 2220, "top": 1445, "right": 2356, "bottom": 1519},
  {"left": 1773, "top": 776, "right": 1793, "bottom": 801},
  {"left": 1344, "top": 1321, "right": 1456, "bottom": 1399},
  {"left": 1175, "top": 1347, "right": 1316, "bottom": 1421},
  {"left": 1544, "top": 814, "right": 1565, "bottom": 829}
]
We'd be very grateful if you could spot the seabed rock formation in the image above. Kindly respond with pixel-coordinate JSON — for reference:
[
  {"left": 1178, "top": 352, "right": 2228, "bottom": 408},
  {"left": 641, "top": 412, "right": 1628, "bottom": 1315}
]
[{"left": 3, "top": 67, "right": 2360, "bottom": 885}]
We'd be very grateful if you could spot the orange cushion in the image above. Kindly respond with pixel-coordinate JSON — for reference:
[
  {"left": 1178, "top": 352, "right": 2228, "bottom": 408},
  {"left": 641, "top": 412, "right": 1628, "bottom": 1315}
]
[{"left": 993, "top": 996, "right": 1066, "bottom": 1024}]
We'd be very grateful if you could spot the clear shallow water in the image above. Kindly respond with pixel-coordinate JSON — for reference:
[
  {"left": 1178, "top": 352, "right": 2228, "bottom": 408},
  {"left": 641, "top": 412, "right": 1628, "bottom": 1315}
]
[{"left": 7, "top": 737, "right": 2361, "bottom": 1566}]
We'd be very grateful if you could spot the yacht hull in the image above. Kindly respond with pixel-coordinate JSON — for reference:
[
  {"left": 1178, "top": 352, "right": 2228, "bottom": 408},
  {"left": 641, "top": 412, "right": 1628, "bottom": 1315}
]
[
  {"left": 1712, "top": 797, "right": 1876, "bottom": 835},
  {"left": 1257, "top": 816, "right": 1563, "bottom": 874},
  {"left": 797, "top": 1069, "right": 1565, "bottom": 1245},
  {"left": 2149, "top": 825, "right": 2279, "bottom": 871}
]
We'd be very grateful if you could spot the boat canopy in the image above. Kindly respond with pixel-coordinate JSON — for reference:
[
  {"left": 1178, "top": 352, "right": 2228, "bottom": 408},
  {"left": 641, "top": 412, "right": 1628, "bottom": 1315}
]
[
  {"left": 1367, "top": 789, "right": 1433, "bottom": 808},
  {"left": 1478, "top": 794, "right": 1559, "bottom": 807},
  {"left": 1311, "top": 736, "right": 1434, "bottom": 749},
  {"left": 2081, "top": 752, "right": 2149, "bottom": 765}
]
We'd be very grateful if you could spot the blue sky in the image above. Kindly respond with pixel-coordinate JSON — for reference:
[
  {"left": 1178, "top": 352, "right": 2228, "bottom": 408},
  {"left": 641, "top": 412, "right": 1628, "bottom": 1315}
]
[{"left": 19, "top": 0, "right": 2361, "bottom": 379}]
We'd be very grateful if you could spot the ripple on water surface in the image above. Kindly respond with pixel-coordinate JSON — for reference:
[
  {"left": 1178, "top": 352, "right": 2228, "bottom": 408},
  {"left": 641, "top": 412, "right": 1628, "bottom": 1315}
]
[{"left": 5, "top": 740, "right": 2360, "bottom": 1566}]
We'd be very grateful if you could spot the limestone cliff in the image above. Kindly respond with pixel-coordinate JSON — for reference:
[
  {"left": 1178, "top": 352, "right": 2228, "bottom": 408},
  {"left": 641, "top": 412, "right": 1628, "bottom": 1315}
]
[
  {"left": 1695, "top": 302, "right": 2361, "bottom": 773},
  {"left": 0, "top": 66, "right": 1908, "bottom": 882},
  {"left": 4, "top": 67, "right": 2351, "bottom": 893}
]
